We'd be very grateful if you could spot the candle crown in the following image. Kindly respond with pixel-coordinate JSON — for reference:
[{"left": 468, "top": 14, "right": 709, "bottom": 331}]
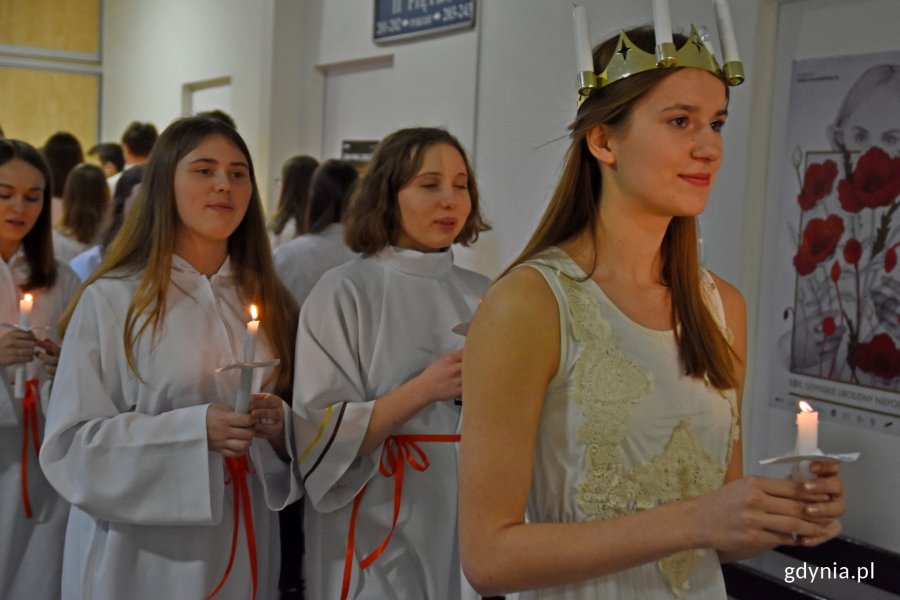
[{"left": 578, "top": 26, "right": 744, "bottom": 105}]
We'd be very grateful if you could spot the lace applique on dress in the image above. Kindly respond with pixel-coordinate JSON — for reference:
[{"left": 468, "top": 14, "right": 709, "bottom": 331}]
[{"left": 551, "top": 265, "right": 730, "bottom": 596}]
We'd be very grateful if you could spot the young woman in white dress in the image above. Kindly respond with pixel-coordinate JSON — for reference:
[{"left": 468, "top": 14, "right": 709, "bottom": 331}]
[
  {"left": 40, "top": 116, "right": 300, "bottom": 600},
  {"left": 0, "top": 138, "right": 80, "bottom": 600},
  {"left": 293, "top": 127, "right": 491, "bottom": 599},
  {"left": 459, "top": 26, "right": 847, "bottom": 599}
]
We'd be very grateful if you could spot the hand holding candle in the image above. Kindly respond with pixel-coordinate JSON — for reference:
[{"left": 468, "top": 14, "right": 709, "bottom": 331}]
[{"left": 14, "top": 293, "right": 33, "bottom": 399}]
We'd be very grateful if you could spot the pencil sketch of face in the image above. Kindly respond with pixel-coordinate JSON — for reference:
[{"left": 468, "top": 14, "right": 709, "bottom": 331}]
[{"left": 829, "top": 64, "right": 900, "bottom": 156}]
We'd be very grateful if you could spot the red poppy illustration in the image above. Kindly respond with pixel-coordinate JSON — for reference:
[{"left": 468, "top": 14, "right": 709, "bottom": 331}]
[
  {"left": 790, "top": 143, "right": 900, "bottom": 391},
  {"left": 797, "top": 160, "right": 839, "bottom": 211},
  {"left": 837, "top": 147, "right": 900, "bottom": 213},
  {"left": 793, "top": 215, "right": 845, "bottom": 276},
  {"left": 843, "top": 238, "right": 862, "bottom": 265},
  {"left": 822, "top": 316, "right": 836, "bottom": 337},
  {"left": 887, "top": 245, "right": 899, "bottom": 273},
  {"left": 852, "top": 333, "right": 900, "bottom": 380}
]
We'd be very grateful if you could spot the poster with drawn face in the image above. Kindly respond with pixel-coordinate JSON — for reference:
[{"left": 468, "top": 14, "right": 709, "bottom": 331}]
[{"left": 767, "top": 50, "right": 900, "bottom": 421}]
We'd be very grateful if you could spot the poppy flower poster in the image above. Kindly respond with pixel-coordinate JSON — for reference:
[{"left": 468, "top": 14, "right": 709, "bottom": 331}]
[{"left": 767, "top": 50, "right": 900, "bottom": 424}]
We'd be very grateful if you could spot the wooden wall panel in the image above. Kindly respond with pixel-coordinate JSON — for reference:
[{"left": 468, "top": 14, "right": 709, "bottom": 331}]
[
  {"left": 0, "top": 66, "right": 99, "bottom": 151},
  {"left": 0, "top": 0, "right": 101, "bottom": 55}
]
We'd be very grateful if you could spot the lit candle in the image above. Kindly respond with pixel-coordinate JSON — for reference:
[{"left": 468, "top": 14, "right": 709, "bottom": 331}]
[
  {"left": 713, "top": 0, "right": 740, "bottom": 64},
  {"left": 795, "top": 400, "right": 819, "bottom": 454},
  {"left": 242, "top": 305, "right": 260, "bottom": 363},
  {"left": 14, "top": 293, "right": 33, "bottom": 399},
  {"left": 18, "top": 293, "right": 33, "bottom": 329},
  {"left": 235, "top": 305, "right": 259, "bottom": 414},
  {"left": 652, "top": 0, "right": 673, "bottom": 46},
  {"left": 572, "top": 5, "right": 594, "bottom": 75}
]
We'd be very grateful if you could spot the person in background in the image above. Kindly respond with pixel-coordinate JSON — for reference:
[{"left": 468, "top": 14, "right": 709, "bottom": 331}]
[
  {"left": 458, "top": 26, "right": 846, "bottom": 599},
  {"left": 69, "top": 164, "right": 144, "bottom": 281},
  {"left": 274, "top": 159, "right": 359, "bottom": 305},
  {"left": 53, "top": 163, "right": 111, "bottom": 263},
  {"left": 41, "top": 132, "right": 84, "bottom": 227},
  {"left": 107, "top": 121, "right": 157, "bottom": 191},
  {"left": 87, "top": 142, "right": 125, "bottom": 178},
  {"left": 196, "top": 109, "right": 238, "bottom": 130},
  {"left": 293, "top": 127, "right": 490, "bottom": 600},
  {"left": 267, "top": 155, "right": 319, "bottom": 251},
  {"left": 0, "top": 138, "right": 81, "bottom": 600},
  {"left": 40, "top": 116, "right": 300, "bottom": 600}
]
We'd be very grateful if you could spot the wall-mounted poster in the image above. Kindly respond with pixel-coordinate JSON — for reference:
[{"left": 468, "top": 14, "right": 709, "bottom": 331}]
[
  {"left": 374, "top": 0, "right": 475, "bottom": 43},
  {"left": 763, "top": 51, "right": 900, "bottom": 430}
]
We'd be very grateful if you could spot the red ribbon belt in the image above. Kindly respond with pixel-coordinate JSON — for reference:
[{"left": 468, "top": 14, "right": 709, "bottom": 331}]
[
  {"left": 340, "top": 433, "right": 461, "bottom": 600},
  {"left": 20, "top": 378, "right": 40, "bottom": 519},
  {"left": 206, "top": 455, "right": 258, "bottom": 600}
]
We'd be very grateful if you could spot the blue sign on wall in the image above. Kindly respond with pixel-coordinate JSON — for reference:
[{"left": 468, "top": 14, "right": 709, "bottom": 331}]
[{"left": 374, "top": 0, "right": 476, "bottom": 43}]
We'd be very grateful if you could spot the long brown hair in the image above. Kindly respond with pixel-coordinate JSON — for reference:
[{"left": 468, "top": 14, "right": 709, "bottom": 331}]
[
  {"left": 508, "top": 27, "right": 737, "bottom": 391},
  {"left": 0, "top": 138, "right": 58, "bottom": 291},
  {"left": 268, "top": 155, "right": 318, "bottom": 235},
  {"left": 60, "top": 117, "right": 298, "bottom": 395},
  {"left": 60, "top": 162, "right": 111, "bottom": 244},
  {"left": 343, "top": 127, "right": 491, "bottom": 255}
]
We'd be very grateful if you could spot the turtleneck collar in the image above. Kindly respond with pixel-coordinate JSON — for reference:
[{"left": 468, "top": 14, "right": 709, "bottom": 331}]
[{"left": 374, "top": 245, "right": 454, "bottom": 278}]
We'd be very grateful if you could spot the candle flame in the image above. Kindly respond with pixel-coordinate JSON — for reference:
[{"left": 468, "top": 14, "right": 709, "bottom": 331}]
[
  {"left": 250, "top": 304, "right": 258, "bottom": 320},
  {"left": 23, "top": 293, "right": 32, "bottom": 302},
  {"left": 799, "top": 400, "right": 814, "bottom": 413}
]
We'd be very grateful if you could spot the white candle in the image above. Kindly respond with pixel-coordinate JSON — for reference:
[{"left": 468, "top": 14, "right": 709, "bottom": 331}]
[
  {"left": 14, "top": 293, "right": 33, "bottom": 399},
  {"left": 795, "top": 400, "right": 819, "bottom": 455},
  {"left": 572, "top": 5, "right": 594, "bottom": 74},
  {"left": 235, "top": 305, "right": 259, "bottom": 414},
  {"left": 713, "top": 0, "right": 740, "bottom": 64},
  {"left": 18, "top": 293, "right": 32, "bottom": 329},
  {"left": 242, "top": 304, "right": 259, "bottom": 363},
  {"left": 652, "top": 0, "right": 673, "bottom": 46}
]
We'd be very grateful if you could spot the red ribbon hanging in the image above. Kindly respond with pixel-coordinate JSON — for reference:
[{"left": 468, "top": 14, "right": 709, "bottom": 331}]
[
  {"left": 206, "top": 455, "right": 258, "bottom": 600},
  {"left": 340, "top": 433, "right": 461, "bottom": 600},
  {"left": 20, "top": 378, "right": 40, "bottom": 519}
]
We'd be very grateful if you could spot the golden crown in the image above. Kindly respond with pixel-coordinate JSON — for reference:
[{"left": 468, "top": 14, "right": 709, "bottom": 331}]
[{"left": 573, "top": 2, "right": 745, "bottom": 106}]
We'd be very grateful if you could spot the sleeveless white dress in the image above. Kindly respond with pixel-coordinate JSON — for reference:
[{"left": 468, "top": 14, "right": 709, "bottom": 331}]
[{"left": 516, "top": 248, "right": 738, "bottom": 600}]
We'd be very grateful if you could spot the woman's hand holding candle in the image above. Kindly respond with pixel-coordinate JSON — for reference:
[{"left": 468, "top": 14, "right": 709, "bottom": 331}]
[
  {"left": 250, "top": 393, "right": 288, "bottom": 461},
  {"left": 0, "top": 327, "right": 36, "bottom": 367},
  {"left": 206, "top": 403, "right": 255, "bottom": 457}
]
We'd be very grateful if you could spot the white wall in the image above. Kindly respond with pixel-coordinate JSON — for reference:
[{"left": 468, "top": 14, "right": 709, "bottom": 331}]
[{"left": 101, "top": 0, "right": 276, "bottom": 199}]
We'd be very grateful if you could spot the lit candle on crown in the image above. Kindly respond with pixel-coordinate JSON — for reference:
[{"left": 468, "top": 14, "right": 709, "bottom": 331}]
[
  {"left": 14, "top": 293, "right": 33, "bottom": 399},
  {"left": 235, "top": 305, "right": 259, "bottom": 414}
]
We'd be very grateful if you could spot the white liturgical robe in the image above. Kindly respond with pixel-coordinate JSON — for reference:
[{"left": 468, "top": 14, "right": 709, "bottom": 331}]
[
  {"left": 273, "top": 223, "right": 356, "bottom": 306},
  {"left": 40, "top": 256, "right": 300, "bottom": 600},
  {"left": 0, "top": 248, "right": 80, "bottom": 600},
  {"left": 294, "top": 246, "right": 490, "bottom": 600}
]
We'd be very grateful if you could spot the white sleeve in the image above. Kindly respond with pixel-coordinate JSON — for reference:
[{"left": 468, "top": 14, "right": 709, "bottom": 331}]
[
  {"left": 249, "top": 398, "right": 304, "bottom": 510},
  {"left": 0, "top": 369, "right": 18, "bottom": 427},
  {"left": 39, "top": 286, "right": 223, "bottom": 526},
  {"left": 292, "top": 273, "right": 380, "bottom": 513}
]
